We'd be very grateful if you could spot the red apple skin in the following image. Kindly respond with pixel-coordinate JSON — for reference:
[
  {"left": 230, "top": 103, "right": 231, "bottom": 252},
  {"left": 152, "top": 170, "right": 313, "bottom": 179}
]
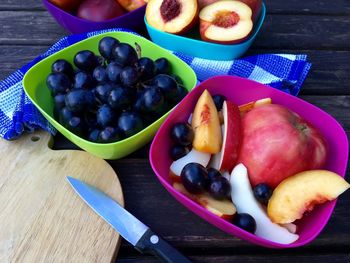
[
  {"left": 198, "top": 0, "right": 218, "bottom": 9},
  {"left": 77, "top": 0, "right": 125, "bottom": 22},
  {"left": 221, "top": 101, "right": 242, "bottom": 171},
  {"left": 238, "top": 0, "right": 262, "bottom": 20},
  {"left": 238, "top": 104, "right": 327, "bottom": 189},
  {"left": 49, "top": 0, "right": 83, "bottom": 12}
]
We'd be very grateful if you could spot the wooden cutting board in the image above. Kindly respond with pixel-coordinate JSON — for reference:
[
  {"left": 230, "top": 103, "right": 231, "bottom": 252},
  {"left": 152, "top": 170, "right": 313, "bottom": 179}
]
[{"left": 0, "top": 131, "right": 123, "bottom": 263}]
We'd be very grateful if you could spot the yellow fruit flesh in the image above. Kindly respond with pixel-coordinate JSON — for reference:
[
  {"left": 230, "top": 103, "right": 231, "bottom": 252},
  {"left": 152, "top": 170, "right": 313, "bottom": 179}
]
[
  {"left": 267, "top": 170, "right": 350, "bottom": 224},
  {"left": 191, "top": 90, "right": 222, "bottom": 153}
]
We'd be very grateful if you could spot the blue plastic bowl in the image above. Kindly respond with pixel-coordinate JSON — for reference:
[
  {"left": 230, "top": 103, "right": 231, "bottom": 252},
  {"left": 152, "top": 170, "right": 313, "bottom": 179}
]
[{"left": 145, "top": 3, "right": 266, "bottom": 60}]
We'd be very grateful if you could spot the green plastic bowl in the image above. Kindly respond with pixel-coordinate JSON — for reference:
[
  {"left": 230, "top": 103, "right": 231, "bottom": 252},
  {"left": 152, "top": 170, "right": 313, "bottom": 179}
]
[{"left": 23, "top": 32, "right": 197, "bottom": 160}]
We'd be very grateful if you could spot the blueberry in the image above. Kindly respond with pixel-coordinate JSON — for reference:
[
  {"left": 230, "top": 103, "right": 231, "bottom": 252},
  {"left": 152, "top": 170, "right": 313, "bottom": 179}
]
[
  {"left": 98, "top": 37, "right": 119, "bottom": 60},
  {"left": 117, "top": 111, "right": 144, "bottom": 137},
  {"left": 84, "top": 110, "right": 97, "bottom": 128},
  {"left": 96, "top": 104, "right": 115, "bottom": 127},
  {"left": 106, "top": 62, "right": 123, "bottom": 83},
  {"left": 137, "top": 57, "right": 155, "bottom": 80},
  {"left": 253, "top": 183, "right": 273, "bottom": 205},
  {"left": 65, "top": 89, "right": 89, "bottom": 112},
  {"left": 169, "top": 145, "right": 190, "bottom": 161},
  {"left": 46, "top": 73, "right": 71, "bottom": 95},
  {"left": 208, "top": 177, "right": 231, "bottom": 200},
  {"left": 54, "top": 94, "right": 66, "bottom": 111},
  {"left": 170, "top": 74, "right": 183, "bottom": 85},
  {"left": 207, "top": 168, "right": 222, "bottom": 182},
  {"left": 120, "top": 66, "right": 139, "bottom": 87},
  {"left": 108, "top": 86, "right": 132, "bottom": 111},
  {"left": 154, "top": 58, "right": 170, "bottom": 74},
  {"left": 51, "top": 59, "right": 74, "bottom": 77},
  {"left": 170, "top": 123, "right": 194, "bottom": 146},
  {"left": 133, "top": 94, "right": 146, "bottom": 113},
  {"left": 152, "top": 74, "right": 178, "bottom": 100},
  {"left": 93, "top": 66, "right": 109, "bottom": 83},
  {"left": 212, "top": 95, "right": 226, "bottom": 111},
  {"left": 73, "top": 71, "right": 94, "bottom": 89},
  {"left": 59, "top": 107, "right": 74, "bottom": 126},
  {"left": 142, "top": 87, "right": 164, "bottom": 112},
  {"left": 181, "top": 163, "right": 208, "bottom": 194},
  {"left": 99, "top": 126, "right": 123, "bottom": 143},
  {"left": 88, "top": 129, "right": 100, "bottom": 142},
  {"left": 94, "top": 83, "right": 113, "bottom": 104},
  {"left": 170, "top": 85, "right": 187, "bottom": 104},
  {"left": 66, "top": 116, "right": 85, "bottom": 135},
  {"left": 112, "top": 43, "right": 138, "bottom": 66},
  {"left": 232, "top": 213, "right": 256, "bottom": 234},
  {"left": 74, "top": 50, "right": 98, "bottom": 72}
]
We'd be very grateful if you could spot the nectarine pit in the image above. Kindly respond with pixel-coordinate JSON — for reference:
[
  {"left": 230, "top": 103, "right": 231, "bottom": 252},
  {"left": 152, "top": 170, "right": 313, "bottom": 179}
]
[
  {"left": 213, "top": 11, "right": 240, "bottom": 28},
  {"left": 160, "top": 0, "right": 181, "bottom": 22}
]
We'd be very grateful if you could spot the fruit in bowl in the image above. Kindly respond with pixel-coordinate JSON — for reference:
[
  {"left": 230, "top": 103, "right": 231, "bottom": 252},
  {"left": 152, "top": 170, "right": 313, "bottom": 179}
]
[
  {"left": 49, "top": 0, "right": 83, "bottom": 12},
  {"left": 149, "top": 76, "right": 349, "bottom": 248},
  {"left": 117, "top": 0, "right": 147, "bottom": 11},
  {"left": 45, "top": 36, "right": 188, "bottom": 143}
]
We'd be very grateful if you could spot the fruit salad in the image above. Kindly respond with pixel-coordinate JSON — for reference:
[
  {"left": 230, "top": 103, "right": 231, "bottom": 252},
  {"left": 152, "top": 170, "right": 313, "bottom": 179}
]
[
  {"left": 168, "top": 89, "right": 350, "bottom": 244},
  {"left": 46, "top": 36, "right": 187, "bottom": 143},
  {"left": 146, "top": 0, "right": 262, "bottom": 44}
]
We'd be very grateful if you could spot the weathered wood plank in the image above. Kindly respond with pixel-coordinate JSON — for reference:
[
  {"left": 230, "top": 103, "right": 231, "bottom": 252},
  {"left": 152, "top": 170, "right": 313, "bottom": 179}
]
[
  {"left": 0, "top": 45, "right": 349, "bottom": 96},
  {"left": 1, "top": 0, "right": 350, "bottom": 15},
  {"left": 0, "top": 11, "right": 350, "bottom": 50}
]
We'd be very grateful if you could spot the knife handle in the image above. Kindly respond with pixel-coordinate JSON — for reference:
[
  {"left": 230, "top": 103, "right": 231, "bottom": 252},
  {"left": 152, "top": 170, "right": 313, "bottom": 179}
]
[{"left": 135, "top": 229, "right": 192, "bottom": 263}]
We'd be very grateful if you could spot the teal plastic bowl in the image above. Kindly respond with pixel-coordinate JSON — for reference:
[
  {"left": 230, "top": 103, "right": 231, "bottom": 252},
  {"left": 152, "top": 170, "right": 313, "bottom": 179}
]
[
  {"left": 145, "top": 3, "right": 266, "bottom": 60},
  {"left": 23, "top": 32, "right": 197, "bottom": 160}
]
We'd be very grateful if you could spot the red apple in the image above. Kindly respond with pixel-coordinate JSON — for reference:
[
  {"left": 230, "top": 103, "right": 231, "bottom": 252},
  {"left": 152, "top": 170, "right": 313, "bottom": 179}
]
[
  {"left": 77, "top": 0, "right": 125, "bottom": 22},
  {"left": 210, "top": 101, "right": 242, "bottom": 172},
  {"left": 199, "top": 1, "right": 253, "bottom": 44},
  {"left": 238, "top": 104, "right": 328, "bottom": 189},
  {"left": 49, "top": 0, "right": 83, "bottom": 12}
]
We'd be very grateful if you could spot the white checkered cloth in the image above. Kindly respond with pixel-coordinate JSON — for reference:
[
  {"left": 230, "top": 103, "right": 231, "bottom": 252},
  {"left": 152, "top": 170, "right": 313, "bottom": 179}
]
[{"left": 0, "top": 28, "right": 311, "bottom": 140}]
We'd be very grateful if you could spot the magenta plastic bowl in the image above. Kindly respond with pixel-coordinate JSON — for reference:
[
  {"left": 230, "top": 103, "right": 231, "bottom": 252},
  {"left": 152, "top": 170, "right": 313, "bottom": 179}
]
[
  {"left": 149, "top": 75, "right": 349, "bottom": 248},
  {"left": 42, "top": 0, "right": 146, "bottom": 34}
]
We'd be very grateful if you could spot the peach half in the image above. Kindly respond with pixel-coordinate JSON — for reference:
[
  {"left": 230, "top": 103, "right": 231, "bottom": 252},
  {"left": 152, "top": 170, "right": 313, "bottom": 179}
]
[
  {"left": 199, "top": 0, "right": 253, "bottom": 44},
  {"left": 145, "top": 0, "right": 198, "bottom": 34},
  {"left": 267, "top": 170, "right": 350, "bottom": 224}
]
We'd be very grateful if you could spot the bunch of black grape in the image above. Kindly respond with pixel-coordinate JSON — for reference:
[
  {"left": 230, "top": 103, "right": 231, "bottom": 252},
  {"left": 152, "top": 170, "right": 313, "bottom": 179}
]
[{"left": 46, "top": 36, "right": 187, "bottom": 143}]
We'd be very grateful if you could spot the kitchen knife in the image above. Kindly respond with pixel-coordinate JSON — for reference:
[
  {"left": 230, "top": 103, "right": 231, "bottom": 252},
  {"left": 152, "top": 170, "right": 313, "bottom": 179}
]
[{"left": 66, "top": 176, "right": 192, "bottom": 263}]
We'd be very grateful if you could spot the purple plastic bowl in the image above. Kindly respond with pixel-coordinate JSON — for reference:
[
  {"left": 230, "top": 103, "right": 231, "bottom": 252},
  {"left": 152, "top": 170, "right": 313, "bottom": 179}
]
[
  {"left": 149, "top": 75, "right": 349, "bottom": 248},
  {"left": 42, "top": 0, "right": 146, "bottom": 34}
]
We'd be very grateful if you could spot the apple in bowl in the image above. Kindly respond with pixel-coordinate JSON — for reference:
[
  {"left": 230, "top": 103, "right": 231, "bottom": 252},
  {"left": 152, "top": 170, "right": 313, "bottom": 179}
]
[{"left": 149, "top": 75, "right": 349, "bottom": 248}]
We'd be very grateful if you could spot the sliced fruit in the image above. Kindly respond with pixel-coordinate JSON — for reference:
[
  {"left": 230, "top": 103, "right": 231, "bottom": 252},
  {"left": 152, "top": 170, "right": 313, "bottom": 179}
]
[
  {"left": 230, "top": 163, "right": 299, "bottom": 244},
  {"left": 117, "top": 0, "right": 146, "bottom": 11},
  {"left": 146, "top": 0, "right": 198, "bottom": 34},
  {"left": 199, "top": 1, "right": 253, "bottom": 44},
  {"left": 267, "top": 170, "right": 350, "bottom": 224},
  {"left": 191, "top": 90, "right": 222, "bottom": 153},
  {"left": 281, "top": 223, "right": 297, "bottom": 234},
  {"left": 174, "top": 182, "right": 236, "bottom": 220},
  {"left": 219, "top": 101, "right": 242, "bottom": 171},
  {"left": 170, "top": 148, "right": 211, "bottom": 178},
  {"left": 238, "top": 97, "right": 272, "bottom": 114}
]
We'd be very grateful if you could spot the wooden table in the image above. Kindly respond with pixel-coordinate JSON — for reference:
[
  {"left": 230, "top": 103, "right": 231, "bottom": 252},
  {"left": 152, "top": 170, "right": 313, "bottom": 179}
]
[{"left": 1, "top": 1, "right": 350, "bottom": 262}]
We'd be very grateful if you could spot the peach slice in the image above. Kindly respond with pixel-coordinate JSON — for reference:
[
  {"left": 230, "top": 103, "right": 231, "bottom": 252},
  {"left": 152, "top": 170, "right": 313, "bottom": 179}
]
[
  {"left": 174, "top": 182, "right": 236, "bottom": 220},
  {"left": 238, "top": 97, "right": 272, "bottom": 114},
  {"left": 267, "top": 170, "right": 350, "bottom": 224},
  {"left": 145, "top": 0, "right": 198, "bottom": 34},
  {"left": 116, "top": 0, "right": 146, "bottom": 11},
  {"left": 199, "top": 0, "right": 253, "bottom": 44},
  {"left": 191, "top": 90, "right": 222, "bottom": 153}
]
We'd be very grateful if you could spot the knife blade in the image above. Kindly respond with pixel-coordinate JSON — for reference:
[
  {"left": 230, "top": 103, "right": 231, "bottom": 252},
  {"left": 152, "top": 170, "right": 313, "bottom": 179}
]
[{"left": 66, "top": 176, "right": 192, "bottom": 263}]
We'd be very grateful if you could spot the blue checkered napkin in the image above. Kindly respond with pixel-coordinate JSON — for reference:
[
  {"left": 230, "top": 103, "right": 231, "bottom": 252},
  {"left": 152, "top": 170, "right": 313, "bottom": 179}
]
[{"left": 0, "top": 28, "right": 311, "bottom": 140}]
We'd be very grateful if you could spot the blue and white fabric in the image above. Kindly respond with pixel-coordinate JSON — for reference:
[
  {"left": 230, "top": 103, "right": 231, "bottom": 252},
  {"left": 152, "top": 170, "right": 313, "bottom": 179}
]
[{"left": 0, "top": 28, "right": 311, "bottom": 140}]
